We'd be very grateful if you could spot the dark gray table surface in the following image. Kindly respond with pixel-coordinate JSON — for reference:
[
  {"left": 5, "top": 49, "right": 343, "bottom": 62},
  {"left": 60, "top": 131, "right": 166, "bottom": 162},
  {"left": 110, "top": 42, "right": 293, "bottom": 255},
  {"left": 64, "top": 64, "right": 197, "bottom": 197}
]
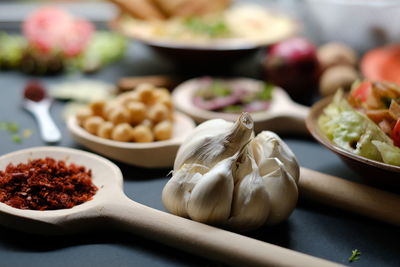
[
  {"left": 1, "top": 2, "right": 400, "bottom": 266},
  {"left": 0, "top": 40, "right": 399, "bottom": 267}
]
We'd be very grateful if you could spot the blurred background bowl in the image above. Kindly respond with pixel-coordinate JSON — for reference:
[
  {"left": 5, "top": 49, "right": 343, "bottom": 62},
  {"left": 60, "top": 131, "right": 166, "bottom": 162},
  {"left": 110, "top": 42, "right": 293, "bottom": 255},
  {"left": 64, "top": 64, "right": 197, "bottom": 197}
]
[
  {"left": 109, "top": 3, "right": 299, "bottom": 67},
  {"left": 304, "top": 0, "right": 400, "bottom": 52}
]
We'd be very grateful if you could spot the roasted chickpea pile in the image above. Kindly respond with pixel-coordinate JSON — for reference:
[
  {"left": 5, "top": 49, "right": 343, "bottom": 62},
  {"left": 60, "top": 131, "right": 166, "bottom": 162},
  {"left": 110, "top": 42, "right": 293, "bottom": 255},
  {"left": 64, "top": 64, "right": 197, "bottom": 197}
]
[{"left": 76, "top": 84, "right": 174, "bottom": 142}]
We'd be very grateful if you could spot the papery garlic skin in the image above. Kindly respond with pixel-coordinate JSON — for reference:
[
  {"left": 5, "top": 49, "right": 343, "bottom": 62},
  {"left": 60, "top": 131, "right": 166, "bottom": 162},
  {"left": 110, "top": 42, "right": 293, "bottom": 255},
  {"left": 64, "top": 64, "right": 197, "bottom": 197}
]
[
  {"left": 248, "top": 131, "right": 299, "bottom": 225},
  {"left": 250, "top": 131, "right": 299, "bottom": 183},
  {"left": 173, "top": 113, "right": 254, "bottom": 170},
  {"left": 162, "top": 113, "right": 300, "bottom": 231},
  {"left": 187, "top": 155, "right": 236, "bottom": 224},
  {"left": 163, "top": 113, "right": 253, "bottom": 222},
  {"left": 257, "top": 158, "right": 298, "bottom": 225},
  {"left": 228, "top": 152, "right": 271, "bottom": 231}
]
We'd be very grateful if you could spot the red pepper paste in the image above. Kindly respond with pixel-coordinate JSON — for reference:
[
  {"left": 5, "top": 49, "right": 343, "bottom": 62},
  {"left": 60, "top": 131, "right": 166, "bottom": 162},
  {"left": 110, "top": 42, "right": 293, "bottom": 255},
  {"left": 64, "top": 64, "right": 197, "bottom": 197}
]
[
  {"left": 0, "top": 157, "right": 98, "bottom": 210},
  {"left": 23, "top": 80, "right": 47, "bottom": 102}
]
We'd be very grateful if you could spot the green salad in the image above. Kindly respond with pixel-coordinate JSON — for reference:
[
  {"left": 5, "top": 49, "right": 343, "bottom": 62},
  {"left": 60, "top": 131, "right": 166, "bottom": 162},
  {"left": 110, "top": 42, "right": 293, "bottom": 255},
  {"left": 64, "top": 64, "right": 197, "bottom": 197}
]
[{"left": 318, "top": 90, "right": 400, "bottom": 166}]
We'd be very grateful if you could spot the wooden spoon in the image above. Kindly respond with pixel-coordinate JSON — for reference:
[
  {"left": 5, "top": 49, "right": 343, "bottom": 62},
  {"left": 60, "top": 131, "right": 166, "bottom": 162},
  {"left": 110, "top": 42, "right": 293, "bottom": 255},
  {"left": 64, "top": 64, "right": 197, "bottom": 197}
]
[
  {"left": 0, "top": 147, "right": 341, "bottom": 267},
  {"left": 172, "top": 77, "right": 309, "bottom": 134},
  {"left": 67, "top": 112, "right": 195, "bottom": 168},
  {"left": 299, "top": 167, "right": 400, "bottom": 226}
]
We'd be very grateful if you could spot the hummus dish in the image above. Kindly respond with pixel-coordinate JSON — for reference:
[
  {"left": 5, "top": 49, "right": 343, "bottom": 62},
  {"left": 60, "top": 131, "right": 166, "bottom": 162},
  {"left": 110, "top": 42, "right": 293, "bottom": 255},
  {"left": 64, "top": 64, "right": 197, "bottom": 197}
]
[{"left": 113, "top": 4, "right": 297, "bottom": 47}]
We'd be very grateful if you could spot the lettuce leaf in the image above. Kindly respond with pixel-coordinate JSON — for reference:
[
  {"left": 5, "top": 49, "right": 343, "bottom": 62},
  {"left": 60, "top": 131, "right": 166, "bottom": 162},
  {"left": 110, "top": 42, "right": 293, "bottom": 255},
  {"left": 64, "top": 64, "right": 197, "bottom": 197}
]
[{"left": 318, "top": 90, "right": 399, "bottom": 166}]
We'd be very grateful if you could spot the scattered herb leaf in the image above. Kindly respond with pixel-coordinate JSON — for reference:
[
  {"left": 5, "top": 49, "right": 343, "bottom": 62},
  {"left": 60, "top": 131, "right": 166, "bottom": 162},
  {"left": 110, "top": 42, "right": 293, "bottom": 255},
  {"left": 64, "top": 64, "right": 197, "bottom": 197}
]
[
  {"left": 7, "top": 122, "right": 19, "bottom": 133},
  {"left": 11, "top": 135, "right": 22, "bottom": 143},
  {"left": 348, "top": 249, "right": 361, "bottom": 262},
  {"left": 0, "top": 121, "right": 32, "bottom": 143},
  {"left": 23, "top": 129, "right": 33, "bottom": 138}
]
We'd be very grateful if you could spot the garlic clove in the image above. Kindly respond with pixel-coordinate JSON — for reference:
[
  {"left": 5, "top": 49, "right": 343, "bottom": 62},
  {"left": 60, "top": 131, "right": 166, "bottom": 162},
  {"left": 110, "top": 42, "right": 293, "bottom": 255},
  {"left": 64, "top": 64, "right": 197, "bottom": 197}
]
[
  {"left": 174, "top": 113, "right": 254, "bottom": 171},
  {"left": 251, "top": 131, "right": 300, "bottom": 183},
  {"left": 228, "top": 154, "right": 270, "bottom": 231},
  {"left": 187, "top": 155, "right": 236, "bottom": 224},
  {"left": 162, "top": 164, "right": 206, "bottom": 217},
  {"left": 259, "top": 158, "right": 299, "bottom": 225}
]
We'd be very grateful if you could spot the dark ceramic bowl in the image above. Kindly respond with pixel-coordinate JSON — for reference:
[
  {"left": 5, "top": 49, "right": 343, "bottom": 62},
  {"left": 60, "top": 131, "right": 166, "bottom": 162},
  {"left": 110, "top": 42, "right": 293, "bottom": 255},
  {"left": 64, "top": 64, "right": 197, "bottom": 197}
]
[
  {"left": 306, "top": 95, "right": 400, "bottom": 186},
  {"left": 136, "top": 38, "right": 263, "bottom": 65}
]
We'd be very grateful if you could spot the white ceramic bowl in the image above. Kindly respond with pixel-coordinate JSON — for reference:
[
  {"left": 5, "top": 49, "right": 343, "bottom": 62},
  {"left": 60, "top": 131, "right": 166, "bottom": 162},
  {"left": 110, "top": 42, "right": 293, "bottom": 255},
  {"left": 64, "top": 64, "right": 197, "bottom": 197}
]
[
  {"left": 304, "top": 0, "right": 400, "bottom": 52},
  {"left": 67, "top": 112, "right": 195, "bottom": 168}
]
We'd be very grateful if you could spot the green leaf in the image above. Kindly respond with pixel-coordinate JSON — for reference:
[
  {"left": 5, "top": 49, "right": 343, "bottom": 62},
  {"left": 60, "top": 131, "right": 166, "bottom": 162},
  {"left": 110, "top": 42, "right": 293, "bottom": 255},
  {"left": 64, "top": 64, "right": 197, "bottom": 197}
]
[
  {"left": 258, "top": 83, "right": 273, "bottom": 101},
  {"left": 348, "top": 249, "right": 361, "bottom": 262},
  {"left": 183, "top": 17, "right": 230, "bottom": 37},
  {"left": 7, "top": 122, "right": 19, "bottom": 133},
  {"left": 223, "top": 105, "right": 242, "bottom": 113},
  {"left": 11, "top": 134, "right": 22, "bottom": 144}
]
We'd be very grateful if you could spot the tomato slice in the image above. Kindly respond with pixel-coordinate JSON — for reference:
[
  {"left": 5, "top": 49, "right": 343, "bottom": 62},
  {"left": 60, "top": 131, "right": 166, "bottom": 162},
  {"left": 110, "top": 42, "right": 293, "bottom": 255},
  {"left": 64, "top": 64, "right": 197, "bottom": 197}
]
[
  {"left": 361, "top": 45, "right": 400, "bottom": 85},
  {"left": 392, "top": 119, "right": 400, "bottom": 147},
  {"left": 351, "top": 81, "right": 372, "bottom": 102}
]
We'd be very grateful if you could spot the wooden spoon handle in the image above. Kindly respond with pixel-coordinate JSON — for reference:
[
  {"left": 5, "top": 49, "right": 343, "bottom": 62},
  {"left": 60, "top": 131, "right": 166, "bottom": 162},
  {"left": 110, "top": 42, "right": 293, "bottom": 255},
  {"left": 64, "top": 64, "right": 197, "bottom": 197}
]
[
  {"left": 270, "top": 103, "right": 310, "bottom": 135},
  {"left": 105, "top": 197, "right": 342, "bottom": 267},
  {"left": 299, "top": 167, "right": 400, "bottom": 225}
]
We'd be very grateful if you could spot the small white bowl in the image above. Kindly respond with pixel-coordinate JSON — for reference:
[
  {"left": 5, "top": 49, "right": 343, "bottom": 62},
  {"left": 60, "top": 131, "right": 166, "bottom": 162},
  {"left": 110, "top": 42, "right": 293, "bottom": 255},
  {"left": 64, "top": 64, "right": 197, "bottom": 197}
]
[{"left": 67, "top": 112, "right": 195, "bottom": 168}]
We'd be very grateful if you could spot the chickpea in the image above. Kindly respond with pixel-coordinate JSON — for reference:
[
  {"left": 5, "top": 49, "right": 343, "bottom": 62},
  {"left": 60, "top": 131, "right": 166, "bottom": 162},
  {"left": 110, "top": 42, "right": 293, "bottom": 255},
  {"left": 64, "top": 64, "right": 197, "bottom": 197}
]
[
  {"left": 158, "top": 97, "right": 173, "bottom": 110},
  {"left": 140, "top": 119, "right": 153, "bottom": 128},
  {"left": 136, "top": 83, "right": 155, "bottom": 104},
  {"left": 117, "top": 91, "right": 140, "bottom": 106},
  {"left": 108, "top": 107, "right": 131, "bottom": 125},
  {"left": 147, "top": 103, "right": 169, "bottom": 123},
  {"left": 126, "top": 101, "right": 146, "bottom": 125},
  {"left": 153, "top": 88, "right": 170, "bottom": 99},
  {"left": 111, "top": 123, "right": 132, "bottom": 142},
  {"left": 154, "top": 120, "right": 173, "bottom": 141},
  {"left": 89, "top": 100, "right": 106, "bottom": 117},
  {"left": 103, "top": 102, "right": 119, "bottom": 119},
  {"left": 151, "top": 88, "right": 173, "bottom": 108},
  {"left": 75, "top": 108, "right": 93, "bottom": 125},
  {"left": 97, "top": 121, "right": 114, "bottom": 139},
  {"left": 83, "top": 116, "right": 104, "bottom": 135},
  {"left": 131, "top": 125, "right": 154, "bottom": 143}
]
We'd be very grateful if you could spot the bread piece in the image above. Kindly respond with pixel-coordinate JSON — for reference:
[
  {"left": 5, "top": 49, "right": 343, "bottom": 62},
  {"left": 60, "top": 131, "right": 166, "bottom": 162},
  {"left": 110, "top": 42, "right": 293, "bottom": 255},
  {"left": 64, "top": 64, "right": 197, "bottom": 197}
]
[
  {"left": 153, "top": 0, "right": 231, "bottom": 17},
  {"left": 109, "top": 0, "right": 166, "bottom": 20}
]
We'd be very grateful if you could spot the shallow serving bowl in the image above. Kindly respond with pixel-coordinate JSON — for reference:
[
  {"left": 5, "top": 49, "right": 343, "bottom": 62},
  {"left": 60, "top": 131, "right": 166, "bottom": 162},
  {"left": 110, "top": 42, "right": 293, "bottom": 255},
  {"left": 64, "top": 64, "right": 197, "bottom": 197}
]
[
  {"left": 306, "top": 95, "right": 400, "bottom": 186},
  {"left": 109, "top": 5, "right": 299, "bottom": 65},
  {"left": 67, "top": 112, "right": 195, "bottom": 168}
]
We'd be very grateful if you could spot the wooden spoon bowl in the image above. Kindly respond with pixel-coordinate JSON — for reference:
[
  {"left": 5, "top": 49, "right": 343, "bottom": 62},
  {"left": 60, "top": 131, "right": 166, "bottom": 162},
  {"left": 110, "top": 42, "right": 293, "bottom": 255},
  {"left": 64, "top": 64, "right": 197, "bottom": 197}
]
[
  {"left": 0, "top": 146, "right": 340, "bottom": 267},
  {"left": 67, "top": 112, "right": 195, "bottom": 168},
  {"left": 172, "top": 77, "right": 309, "bottom": 134},
  {"left": 306, "top": 96, "right": 400, "bottom": 186}
]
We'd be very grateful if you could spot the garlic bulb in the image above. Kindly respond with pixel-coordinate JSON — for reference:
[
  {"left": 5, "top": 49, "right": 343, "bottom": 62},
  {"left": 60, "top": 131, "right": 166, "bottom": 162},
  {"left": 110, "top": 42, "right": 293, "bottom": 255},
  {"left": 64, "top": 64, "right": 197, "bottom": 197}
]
[{"left": 162, "top": 113, "right": 299, "bottom": 231}]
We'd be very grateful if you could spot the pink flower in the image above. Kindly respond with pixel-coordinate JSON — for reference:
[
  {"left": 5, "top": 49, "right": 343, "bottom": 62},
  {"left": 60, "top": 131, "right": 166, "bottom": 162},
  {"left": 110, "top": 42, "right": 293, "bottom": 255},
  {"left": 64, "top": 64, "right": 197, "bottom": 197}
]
[{"left": 23, "top": 6, "right": 94, "bottom": 57}]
